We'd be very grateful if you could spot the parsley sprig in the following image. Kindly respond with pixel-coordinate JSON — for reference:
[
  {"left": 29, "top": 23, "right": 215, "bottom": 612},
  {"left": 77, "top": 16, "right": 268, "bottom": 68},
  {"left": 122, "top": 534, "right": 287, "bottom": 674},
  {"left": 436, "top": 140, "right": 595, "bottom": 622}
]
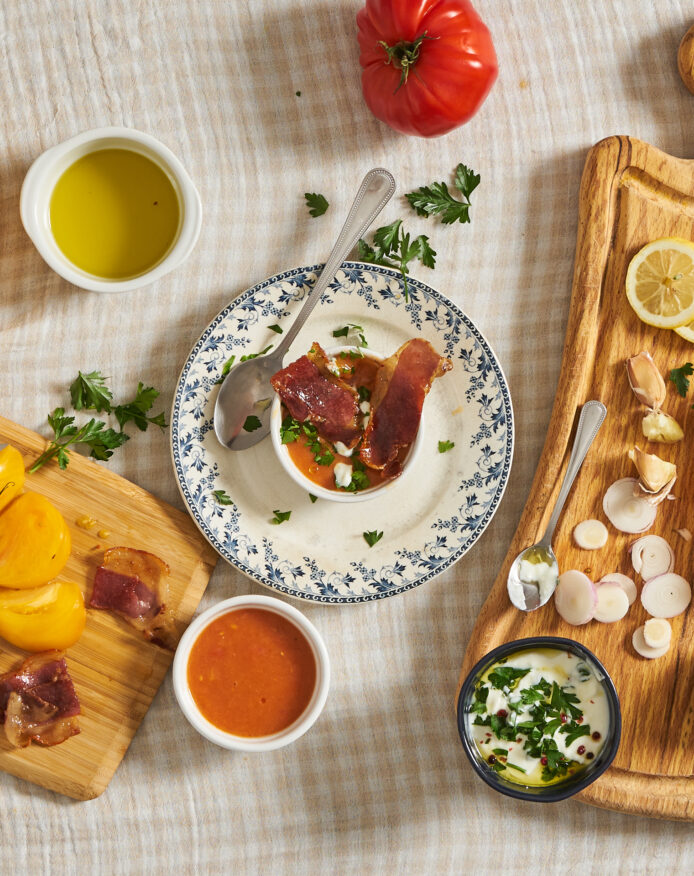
[
  {"left": 29, "top": 408, "right": 129, "bottom": 472},
  {"left": 32, "top": 370, "right": 166, "bottom": 472},
  {"left": 357, "top": 219, "right": 435, "bottom": 301},
  {"left": 405, "top": 163, "right": 481, "bottom": 225}
]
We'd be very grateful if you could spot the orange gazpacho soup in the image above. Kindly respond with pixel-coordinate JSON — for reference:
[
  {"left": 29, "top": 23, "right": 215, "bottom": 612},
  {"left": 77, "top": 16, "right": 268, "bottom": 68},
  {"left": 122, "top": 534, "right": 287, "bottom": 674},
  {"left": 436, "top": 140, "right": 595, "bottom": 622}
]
[{"left": 187, "top": 608, "right": 317, "bottom": 737}]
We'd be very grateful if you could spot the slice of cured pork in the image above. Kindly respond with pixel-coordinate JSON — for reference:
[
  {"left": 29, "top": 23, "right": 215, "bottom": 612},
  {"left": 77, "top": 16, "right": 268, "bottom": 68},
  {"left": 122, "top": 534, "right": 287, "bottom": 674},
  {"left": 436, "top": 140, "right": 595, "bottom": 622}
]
[
  {"left": 359, "top": 338, "right": 452, "bottom": 471},
  {"left": 270, "top": 342, "right": 361, "bottom": 447},
  {"left": 0, "top": 651, "right": 80, "bottom": 748},
  {"left": 90, "top": 547, "right": 177, "bottom": 648}
]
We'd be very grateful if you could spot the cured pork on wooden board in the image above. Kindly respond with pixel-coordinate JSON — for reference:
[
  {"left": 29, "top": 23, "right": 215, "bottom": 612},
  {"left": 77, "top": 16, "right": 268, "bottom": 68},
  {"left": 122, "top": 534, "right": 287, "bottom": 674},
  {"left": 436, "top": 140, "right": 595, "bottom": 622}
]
[
  {"left": 458, "top": 136, "right": 694, "bottom": 820},
  {"left": 0, "top": 414, "right": 217, "bottom": 799}
]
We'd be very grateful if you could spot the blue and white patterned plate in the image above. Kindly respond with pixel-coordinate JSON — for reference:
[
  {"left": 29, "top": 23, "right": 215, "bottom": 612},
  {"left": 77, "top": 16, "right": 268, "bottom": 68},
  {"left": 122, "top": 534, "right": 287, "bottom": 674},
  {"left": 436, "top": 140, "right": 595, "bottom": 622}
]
[{"left": 171, "top": 263, "right": 513, "bottom": 604}]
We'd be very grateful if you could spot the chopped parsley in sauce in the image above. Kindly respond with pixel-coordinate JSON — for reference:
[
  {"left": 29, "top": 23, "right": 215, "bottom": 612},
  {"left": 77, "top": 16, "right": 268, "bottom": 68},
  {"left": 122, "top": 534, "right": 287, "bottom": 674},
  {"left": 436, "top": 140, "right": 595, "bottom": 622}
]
[{"left": 467, "top": 648, "right": 608, "bottom": 786}]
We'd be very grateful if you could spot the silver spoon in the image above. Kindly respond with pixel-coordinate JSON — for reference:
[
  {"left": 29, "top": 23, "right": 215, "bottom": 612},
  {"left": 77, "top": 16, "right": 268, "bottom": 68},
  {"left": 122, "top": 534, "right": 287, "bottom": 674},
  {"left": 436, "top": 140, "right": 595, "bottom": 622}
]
[
  {"left": 507, "top": 400, "right": 607, "bottom": 611},
  {"left": 213, "top": 168, "right": 396, "bottom": 450}
]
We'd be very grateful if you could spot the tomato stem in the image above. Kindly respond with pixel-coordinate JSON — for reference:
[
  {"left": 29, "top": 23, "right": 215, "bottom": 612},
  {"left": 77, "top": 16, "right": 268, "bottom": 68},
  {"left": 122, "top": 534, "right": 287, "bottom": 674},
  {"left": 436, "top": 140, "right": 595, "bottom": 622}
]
[{"left": 378, "top": 31, "right": 436, "bottom": 90}]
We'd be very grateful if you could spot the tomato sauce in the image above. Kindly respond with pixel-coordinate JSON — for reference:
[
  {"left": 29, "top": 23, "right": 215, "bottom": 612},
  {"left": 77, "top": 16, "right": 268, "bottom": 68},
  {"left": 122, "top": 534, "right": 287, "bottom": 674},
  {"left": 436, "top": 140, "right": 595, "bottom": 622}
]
[{"left": 187, "top": 608, "right": 316, "bottom": 737}]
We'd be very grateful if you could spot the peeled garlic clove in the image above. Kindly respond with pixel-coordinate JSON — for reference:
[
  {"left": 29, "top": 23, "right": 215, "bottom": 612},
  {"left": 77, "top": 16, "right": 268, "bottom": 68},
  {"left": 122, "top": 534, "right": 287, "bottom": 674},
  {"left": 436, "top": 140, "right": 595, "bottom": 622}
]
[
  {"left": 626, "top": 352, "right": 666, "bottom": 410},
  {"left": 642, "top": 410, "right": 684, "bottom": 443},
  {"left": 628, "top": 445, "right": 677, "bottom": 492}
]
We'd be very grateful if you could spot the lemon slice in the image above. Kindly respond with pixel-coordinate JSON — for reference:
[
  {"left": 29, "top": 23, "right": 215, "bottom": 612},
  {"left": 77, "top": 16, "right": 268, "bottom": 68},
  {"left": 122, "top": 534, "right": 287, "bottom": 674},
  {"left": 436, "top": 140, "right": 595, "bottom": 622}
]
[
  {"left": 625, "top": 237, "right": 694, "bottom": 328},
  {"left": 675, "top": 321, "right": 694, "bottom": 342}
]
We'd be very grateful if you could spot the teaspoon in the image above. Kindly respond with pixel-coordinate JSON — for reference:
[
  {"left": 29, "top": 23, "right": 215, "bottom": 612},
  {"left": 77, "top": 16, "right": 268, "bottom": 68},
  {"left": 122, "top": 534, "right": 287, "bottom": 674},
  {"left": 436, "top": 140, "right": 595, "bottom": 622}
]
[
  {"left": 213, "top": 167, "right": 396, "bottom": 450},
  {"left": 507, "top": 400, "right": 607, "bottom": 611}
]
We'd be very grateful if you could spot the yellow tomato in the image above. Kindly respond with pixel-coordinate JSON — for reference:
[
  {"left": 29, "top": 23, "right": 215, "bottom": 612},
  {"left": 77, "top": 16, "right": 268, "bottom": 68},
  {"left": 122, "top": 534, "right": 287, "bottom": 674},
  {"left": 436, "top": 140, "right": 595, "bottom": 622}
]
[
  {"left": 0, "top": 492, "right": 71, "bottom": 588},
  {"left": 0, "top": 445, "right": 25, "bottom": 514},
  {"left": 0, "top": 580, "right": 86, "bottom": 651}
]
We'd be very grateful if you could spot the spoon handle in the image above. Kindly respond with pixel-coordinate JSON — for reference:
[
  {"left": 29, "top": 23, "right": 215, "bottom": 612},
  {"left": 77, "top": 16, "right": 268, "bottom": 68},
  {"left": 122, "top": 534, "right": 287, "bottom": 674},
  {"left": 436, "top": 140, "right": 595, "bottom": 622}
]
[
  {"left": 275, "top": 168, "right": 396, "bottom": 356},
  {"left": 538, "top": 400, "right": 607, "bottom": 548}
]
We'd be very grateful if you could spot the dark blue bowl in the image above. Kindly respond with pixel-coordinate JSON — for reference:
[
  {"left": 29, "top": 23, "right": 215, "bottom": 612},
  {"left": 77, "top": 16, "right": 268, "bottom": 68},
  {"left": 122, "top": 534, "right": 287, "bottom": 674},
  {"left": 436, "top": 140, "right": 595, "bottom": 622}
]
[{"left": 456, "top": 636, "right": 621, "bottom": 802}]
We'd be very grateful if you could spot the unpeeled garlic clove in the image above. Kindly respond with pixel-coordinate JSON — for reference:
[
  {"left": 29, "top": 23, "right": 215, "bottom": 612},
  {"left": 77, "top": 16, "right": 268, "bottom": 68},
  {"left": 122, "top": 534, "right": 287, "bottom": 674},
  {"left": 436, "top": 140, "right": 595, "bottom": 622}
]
[
  {"left": 642, "top": 410, "right": 684, "bottom": 443},
  {"left": 626, "top": 352, "right": 666, "bottom": 410},
  {"left": 629, "top": 445, "right": 677, "bottom": 492}
]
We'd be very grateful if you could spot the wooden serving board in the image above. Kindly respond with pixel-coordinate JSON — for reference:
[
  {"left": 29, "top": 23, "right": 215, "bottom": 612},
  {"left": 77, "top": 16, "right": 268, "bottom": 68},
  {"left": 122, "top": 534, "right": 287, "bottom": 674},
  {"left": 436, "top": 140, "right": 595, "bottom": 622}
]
[
  {"left": 458, "top": 136, "right": 694, "bottom": 821},
  {"left": 0, "top": 415, "right": 217, "bottom": 800}
]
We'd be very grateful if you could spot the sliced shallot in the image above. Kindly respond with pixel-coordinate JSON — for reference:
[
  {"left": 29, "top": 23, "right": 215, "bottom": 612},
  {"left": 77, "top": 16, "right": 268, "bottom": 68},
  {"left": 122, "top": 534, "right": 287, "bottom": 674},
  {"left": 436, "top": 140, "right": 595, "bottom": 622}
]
[
  {"left": 593, "top": 583, "right": 629, "bottom": 623},
  {"left": 632, "top": 625, "right": 670, "bottom": 659},
  {"left": 630, "top": 535, "right": 674, "bottom": 581},
  {"left": 602, "top": 478, "right": 657, "bottom": 533},
  {"left": 643, "top": 617, "right": 672, "bottom": 650},
  {"left": 573, "top": 519, "right": 608, "bottom": 550},
  {"left": 598, "top": 573, "right": 637, "bottom": 606},
  {"left": 674, "top": 528, "right": 692, "bottom": 543},
  {"left": 641, "top": 573, "right": 691, "bottom": 618},
  {"left": 554, "top": 570, "right": 597, "bottom": 625}
]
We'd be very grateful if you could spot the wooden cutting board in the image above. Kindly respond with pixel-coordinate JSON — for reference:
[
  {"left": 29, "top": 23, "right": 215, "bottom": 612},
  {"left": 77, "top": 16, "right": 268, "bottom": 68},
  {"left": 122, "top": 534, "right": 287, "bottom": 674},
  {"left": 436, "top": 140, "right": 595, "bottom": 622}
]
[
  {"left": 0, "top": 415, "right": 217, "bottom": 800},
  {"left": 458, "top": 136, "right": 694, "bottom": 821}
]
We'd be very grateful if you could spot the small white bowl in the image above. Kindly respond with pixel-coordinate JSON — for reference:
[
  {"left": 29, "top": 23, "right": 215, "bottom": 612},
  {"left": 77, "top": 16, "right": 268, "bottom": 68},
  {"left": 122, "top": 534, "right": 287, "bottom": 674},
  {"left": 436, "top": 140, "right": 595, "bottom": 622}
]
[
  {"left": 270, "top": 346, "right": 423, "bottom": 503},
  {"left": 20, "top": 126, "right": 202, "bottom": 293},
  {"left": 172, "top": 594, "right": 330, "bottom": 752}
]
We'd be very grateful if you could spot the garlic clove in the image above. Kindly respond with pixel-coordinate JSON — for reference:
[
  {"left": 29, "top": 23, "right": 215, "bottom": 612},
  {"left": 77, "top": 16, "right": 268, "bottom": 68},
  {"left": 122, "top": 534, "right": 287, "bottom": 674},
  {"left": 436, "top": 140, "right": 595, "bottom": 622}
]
[
  {"left": 642, "top": 410, "right": 684, "bottom": 443},
  {"left": 629, "top": 445, "right": 677, "bottom": 492},
  {"left": 634, "top": 475, "right": 677, "bottom": 505},
  {"left": 626, "top": 352, "right": 666, "bottom": 410}
]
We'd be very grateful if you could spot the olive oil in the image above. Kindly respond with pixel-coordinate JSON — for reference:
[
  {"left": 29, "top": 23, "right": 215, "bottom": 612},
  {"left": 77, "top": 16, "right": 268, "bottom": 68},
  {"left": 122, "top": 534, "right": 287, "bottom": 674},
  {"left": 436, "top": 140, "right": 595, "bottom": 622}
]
[{"left": 49, "top": 148, "right": 180, "bottom": 279}]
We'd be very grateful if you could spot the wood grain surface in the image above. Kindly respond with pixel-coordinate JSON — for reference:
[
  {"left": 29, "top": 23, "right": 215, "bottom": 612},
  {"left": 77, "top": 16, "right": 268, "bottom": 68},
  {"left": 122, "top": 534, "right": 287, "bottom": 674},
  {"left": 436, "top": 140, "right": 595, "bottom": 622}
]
[
  {"left": 458, "top": 136, "right": 694, "bottom": 821},
  {"left": 0, "top": 415, "right": 217, "bottom": 800}
]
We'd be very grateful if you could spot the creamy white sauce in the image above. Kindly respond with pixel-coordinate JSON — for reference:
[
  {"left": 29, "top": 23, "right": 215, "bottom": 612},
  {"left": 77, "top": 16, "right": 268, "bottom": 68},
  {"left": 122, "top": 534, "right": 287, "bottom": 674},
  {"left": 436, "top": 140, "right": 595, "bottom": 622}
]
[
  {"left": 359, "top": 401, "right": 371, "bottom": 414},
  {"left": 519, "top": 559, "right": 557, "bottom": 604},
  {"left": 333, "top": 441, "right": 353, "bottom": 457},
  {"left": 467, "top": 648, "right": 609, "bottom": 786},
  {"left": 334, "top": 462, "right": 353, "bottom": 488}
]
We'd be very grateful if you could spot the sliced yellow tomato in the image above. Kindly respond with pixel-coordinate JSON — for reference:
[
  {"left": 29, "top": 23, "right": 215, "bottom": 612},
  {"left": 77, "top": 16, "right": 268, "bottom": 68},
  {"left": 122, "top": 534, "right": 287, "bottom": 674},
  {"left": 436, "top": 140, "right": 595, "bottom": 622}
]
[
  {"left": 0, "top": 580, "right": 86, "bottom": 651},
  {"left": 0, "top": 492, "right": 71, "bottom": 588},
  {"left": 0, "top": 445, "right": 25, "bottom": 514},
  {"left": 626, "top": 237, "right": 694, "bottom": 328}
]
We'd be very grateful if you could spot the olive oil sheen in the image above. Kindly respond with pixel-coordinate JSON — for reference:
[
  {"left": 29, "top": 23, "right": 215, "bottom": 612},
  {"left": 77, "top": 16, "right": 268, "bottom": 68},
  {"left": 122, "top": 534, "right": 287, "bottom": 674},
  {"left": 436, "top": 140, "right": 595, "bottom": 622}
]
[{"left": 49, "top": 148, "right": 180, "bottom": 279}]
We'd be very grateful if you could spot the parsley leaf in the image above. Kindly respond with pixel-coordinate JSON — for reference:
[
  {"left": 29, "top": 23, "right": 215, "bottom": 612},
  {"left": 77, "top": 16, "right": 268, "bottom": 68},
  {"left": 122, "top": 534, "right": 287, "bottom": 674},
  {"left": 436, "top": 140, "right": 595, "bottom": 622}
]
[
  {"left": 268, "top": 324, "right": 283, "bottom": 334},
  {"left": 333, "top": 323, "right": 368, "bottom": 347},
  {"left": 240, "top": 345, "right": 273, "bottom": 362},
  {"left": 670, "top": 362, "right": 693, "bottom": 397},
  {"left": 357, "top": 386, "right": 371, "bottom": 403},
  {"left": 214, "top": 354, "right": 236, "bottom": 384},
  {"left": 309, "top": 493, "right": 318, "bottom": 503},
  {"left": 562, "top": 723, "right": 591, "bottom": 746},
  {"left": 30, "top": 409, "right": 129, "bottom": 472},
  {"left": 438, "top": 439, "right": 455, "bottom": 453},
  {"left": 357, "top": 219, "right": 436, "bottom": 301},
  {"left": 271, "top": 509, "right": 291, "bottom": 525},
  {"left": 243, "top": 415, "right": 262, "bottom": 432},
  {"left": 70, "top": 370, "right": 113, "bottom": 413},
  {"left": 405, "top": 163, "right": 481, "bottom": 225},
  {"left": 305, "top": 192, "right": 329, "bottom": 218},
  {"left": 113, "top": 383, "right": 167, "bottom": 432},
  {"left": 213, "top": 489, "right": 233, "bottom": 505},
  {"left": 280, "top": 415, "right": 301, "bottom": 444},
  {"left": 363, "top": 529, "right": 383, "bottom": 547},
  {"left": 487, "top": 666, "right": 531, "bottom": 691}
]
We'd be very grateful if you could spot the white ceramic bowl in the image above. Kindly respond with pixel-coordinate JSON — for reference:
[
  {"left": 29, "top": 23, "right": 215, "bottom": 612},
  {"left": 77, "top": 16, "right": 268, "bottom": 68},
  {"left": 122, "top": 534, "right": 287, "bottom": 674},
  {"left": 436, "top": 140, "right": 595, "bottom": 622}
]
[
  {"left": 270, "top": 346, "right": 423, "bottom": 503},
  {"left": 172, "top": 594, "right": 330, "bottom": 752},
  {"left": 20, "top": 126, "right": 202, "bottom": 293}
]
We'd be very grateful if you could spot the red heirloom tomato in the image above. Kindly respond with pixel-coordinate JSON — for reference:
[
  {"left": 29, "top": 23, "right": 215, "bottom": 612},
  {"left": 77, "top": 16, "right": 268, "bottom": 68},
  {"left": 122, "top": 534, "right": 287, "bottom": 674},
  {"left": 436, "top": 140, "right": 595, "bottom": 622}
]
[{"left": 357, "top": 0, "right": 498, "bottom": 138}]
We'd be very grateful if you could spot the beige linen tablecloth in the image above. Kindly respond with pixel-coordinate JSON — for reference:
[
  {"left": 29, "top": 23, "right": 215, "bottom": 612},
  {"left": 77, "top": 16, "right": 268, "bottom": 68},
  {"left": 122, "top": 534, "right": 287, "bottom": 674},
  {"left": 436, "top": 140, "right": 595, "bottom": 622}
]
[{"left": 2, "top": 1, "right": 693, "bottom": 873}]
